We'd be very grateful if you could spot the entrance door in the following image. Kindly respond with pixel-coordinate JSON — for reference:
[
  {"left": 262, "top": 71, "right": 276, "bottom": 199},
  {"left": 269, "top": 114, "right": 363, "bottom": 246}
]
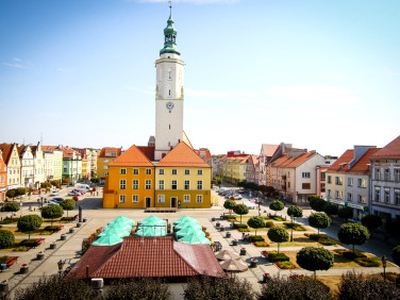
[
  {"left": 171, "top": 197, "right": 177, "bottom": 208},
  {"left": 146, "top": 197, "right": 151, "bottom": 208}
]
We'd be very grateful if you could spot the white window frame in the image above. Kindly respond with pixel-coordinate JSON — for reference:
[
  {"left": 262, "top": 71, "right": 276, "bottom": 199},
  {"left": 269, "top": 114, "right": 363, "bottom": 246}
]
[
  {"left": 196, "top": 195, "right": 203, "bottom": 203},
  {"left": 120, "top": 168, "right": 126, "bottom": 175},
  {"left": 197, "top": 169, "right": 203, "bottom": 175},
  {"left": 132, "top": 195, "right": 139, "bottom": 203},
  {"left": 133, "top": 180, "right": 139, "bottom": 190},
  {"left": 120, "top": 179, "right": 126, "bottom": 190},
  {"left": 145, "top": 180, "right": 151, "bottom": 190},
  {"left": 184, "top": 195, "right": 190, "bottom": 203},
  {"left": 146, "top": 168, "right": 152, "bottom": 175},
  {"left": 133, "top": 169, "right": 139, "bottom": 175},
  {"left": 172, "top": 169, "right": 177, "bottom": 175},
  {"left": 119, "top": 195, "right": 126, "bottom": 203},
  {"left": 159, "top": 180, "right": 164, "bottom": 190},
  {"left": 171, "top": 180, "right": 177, "bottom": 190},
  {"left": 197, "top": 180, "right": 203, "bottom": 190},
  {"left": 184, "top": 180, "right": 190, "bottom": 190},
  {"left": 159, "top": 169, "right": 164, "bottom": 175},
  {"left": 158, "top": 194, "right": 165, "bottom": 203},
  {"left": 185, "top": 169, "right": 190, "bottom": 175}
]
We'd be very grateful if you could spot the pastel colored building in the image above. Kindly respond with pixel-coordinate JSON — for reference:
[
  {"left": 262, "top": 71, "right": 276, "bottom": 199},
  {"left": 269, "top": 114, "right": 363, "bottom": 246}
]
[
  {"left": 97, "top": 147, "right": 123, "bottom": 183},
  {"left": 0, "top": 150, "right": 7, "bottom": 201},
  {"left": 42, "top": 146, "right": 64, "bottom": 182},
  {"left": 0, "top": 143, "right": 21, "bottom": 190},
  {"left": 103, "top": 145, "right": 155, "bottom": 209}
]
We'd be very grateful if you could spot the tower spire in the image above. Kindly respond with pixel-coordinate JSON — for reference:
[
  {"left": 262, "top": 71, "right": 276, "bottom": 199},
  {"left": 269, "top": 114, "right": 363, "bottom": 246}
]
[{"left": 160, "top": 1, "right": 180, "bottom": 56}]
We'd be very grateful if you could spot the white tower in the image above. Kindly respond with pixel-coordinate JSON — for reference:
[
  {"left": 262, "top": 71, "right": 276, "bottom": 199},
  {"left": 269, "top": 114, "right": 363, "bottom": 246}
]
[{"left": 154, "top": 6, "right": 184, "bottom": 161}]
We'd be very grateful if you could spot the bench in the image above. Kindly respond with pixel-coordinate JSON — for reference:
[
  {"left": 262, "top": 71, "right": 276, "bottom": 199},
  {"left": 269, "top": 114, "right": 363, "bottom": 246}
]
[
  {"left": 5, "top": 256, "right": 18, "bottom": 268},
  {"left": 145, "top": 207, "right": 178, "bottom": 213}
]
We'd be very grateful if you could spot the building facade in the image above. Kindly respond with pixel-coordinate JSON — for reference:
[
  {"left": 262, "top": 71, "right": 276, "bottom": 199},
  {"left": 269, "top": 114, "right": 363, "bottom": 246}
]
[
  {"left": 0, "top": 143, "right": 21, "bottom": 190},
  {"left": 0, "top": 151, "right": 7, "bottom": 201},
  {"left": 370, "top": 135, "right": 400, "bottom": 220}
]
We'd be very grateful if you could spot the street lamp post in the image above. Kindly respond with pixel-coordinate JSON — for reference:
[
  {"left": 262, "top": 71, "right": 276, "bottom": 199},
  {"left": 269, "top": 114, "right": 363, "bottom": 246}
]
[
  {"left": 57, "top": 259, "right": 65, "bottom": 275},
  {"left": 381, "top": 255, "right": 387, "bottom": 282}
]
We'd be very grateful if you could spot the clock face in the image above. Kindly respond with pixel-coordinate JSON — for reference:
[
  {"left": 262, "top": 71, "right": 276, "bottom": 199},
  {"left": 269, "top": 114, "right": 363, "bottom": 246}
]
[{"left": 166, "top": 101, "right": 174, "bottom": 110}]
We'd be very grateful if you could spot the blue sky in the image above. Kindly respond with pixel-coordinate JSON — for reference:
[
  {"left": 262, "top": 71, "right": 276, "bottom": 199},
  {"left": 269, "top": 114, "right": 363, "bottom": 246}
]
[{"left": 1, "top": 0, "right": 399, "bottom": 156}]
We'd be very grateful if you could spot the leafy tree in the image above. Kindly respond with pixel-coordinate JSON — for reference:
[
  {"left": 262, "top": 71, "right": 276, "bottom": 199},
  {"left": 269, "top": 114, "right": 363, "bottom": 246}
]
[
  {"left": 223, "top": 199, "right": 236, "bottom": 215},
  {"left": 337, "top": 207, "right": 353, "bottom": 220},
  {"left": 361, "top": 215, "right": 382, "bottom": 231},
  {"left": 50, "top": 180, "right": 61, "bottom": 188},
  {"left": 17, "top": 215, "right": 43, "bottom": 239},
  {"left": 1, "top": 202, "right": 20, "bottom": 212},
  {"left": 16, "top": 187, "right": 27, "bottom": 197},
  {"left": 105, "top": 278, "right": 171, "bottom": 300},
  {"left": 269, "top": 200, "right": 284, "bottom": 216},
  {"left": 336, "top": 271, "right": 400, "bottom": 300},
  {"left": 309, "top": 197, "right": 327, "bottom": 212},
  {"left": 40, "top": 182, "right": 51, "bottom": 189},
  {"left": 338, "top": 223, "right": 370, "bottom": 253},
  {"left": 247, "top": 216, "right": 265, "bottom": 236},
  {"left": 385, "top": 218, "right": 400, "bottom": 241},
  {"left": 308, "top": 212, "right": 331, "bottom": 235},
  {"left": 41, "top": 205, "right": 64, "bottom": 226},
  {"left": 267, "top": 227, "right": 289, "bottom": 253},
  {"left": 323, "top": 202, "right": 338, "bottom": 216},
  {"left": 296, "top": 246, "right": 334, "bottom": 279},
  {"left": 0, "top": 229, "right": 15, "bottom": 249},
  {"left": 60, "top": 199, "right": 76, "bottom": 217},
  {"left": 232, "top": 204, "right": 249, "bottom": 224},
  {"left": 391, "top": 245, "right": 400, "bottom": 266},
  {"left": 287, "top": 205, "right": 303, "bottom": 223},
  {"left": 183, "top": 275, "right": 255, "bottom": 300},
  {"left": 6, "top": 189, "right": 16, "bottom": 199},
  {"left": 14, "top": 275, "right": 96, "bottom": 300},
  {"left": 259, "top": 274, "right": 331, "bottom": 300}
]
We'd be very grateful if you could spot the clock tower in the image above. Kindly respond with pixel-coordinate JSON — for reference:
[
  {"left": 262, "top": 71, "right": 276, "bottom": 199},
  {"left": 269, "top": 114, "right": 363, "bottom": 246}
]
[{"left": 155, "top": 6, "right": 185, "bottom": 161}]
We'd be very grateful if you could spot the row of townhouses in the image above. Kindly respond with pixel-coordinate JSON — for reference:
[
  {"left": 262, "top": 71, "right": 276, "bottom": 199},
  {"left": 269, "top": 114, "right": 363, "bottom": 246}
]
[
  {"left": 0, "top": 142, "right": 100, "bottom": 201},
  {"left": 214, "top": 135, "right": 400, "bottom": 220}
]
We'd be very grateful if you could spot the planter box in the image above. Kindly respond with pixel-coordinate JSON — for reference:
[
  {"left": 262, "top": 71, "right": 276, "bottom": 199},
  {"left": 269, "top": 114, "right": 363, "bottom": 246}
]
[
  {"left": 20, "top": 266, "right": 29, "bottom": 274},
  {"left": 50, "top": 243, "right": 57, "bottom": 250}
]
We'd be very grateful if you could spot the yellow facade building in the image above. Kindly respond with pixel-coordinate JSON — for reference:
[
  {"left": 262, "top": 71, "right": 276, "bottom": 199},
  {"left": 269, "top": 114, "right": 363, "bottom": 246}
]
[{"left": 103, "top": 142, "right": 211, "bottom": 209}]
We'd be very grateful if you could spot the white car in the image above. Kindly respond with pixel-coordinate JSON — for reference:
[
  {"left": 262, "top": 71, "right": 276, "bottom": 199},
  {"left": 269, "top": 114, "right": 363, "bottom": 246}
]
[{"left": 50, "top": 190, "right": 59, "bottom": 196}]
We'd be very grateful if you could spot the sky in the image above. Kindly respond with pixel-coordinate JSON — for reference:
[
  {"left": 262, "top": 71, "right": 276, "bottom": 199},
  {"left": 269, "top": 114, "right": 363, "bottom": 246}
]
[{"left": 1, "top": 0, "right": 399, "bottom": 157}]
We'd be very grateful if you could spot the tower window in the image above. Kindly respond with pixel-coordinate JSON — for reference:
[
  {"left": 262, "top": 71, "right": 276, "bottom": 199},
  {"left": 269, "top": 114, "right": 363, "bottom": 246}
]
[
  {"left": 169, "top": 124, "right": 171, "bottom": 130},
  {"left": 168, "top": 89, "right": 171, "bottom": 96}
]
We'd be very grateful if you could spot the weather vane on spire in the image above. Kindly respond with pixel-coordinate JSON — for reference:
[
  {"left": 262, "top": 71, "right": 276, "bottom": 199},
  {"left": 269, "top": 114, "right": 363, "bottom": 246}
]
[{"left": 169, "top": 1, "right": 172, "bottom": 16}]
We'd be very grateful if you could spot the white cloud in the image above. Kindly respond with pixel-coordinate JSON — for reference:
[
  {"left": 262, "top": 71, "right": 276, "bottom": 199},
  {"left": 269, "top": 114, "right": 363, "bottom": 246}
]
[
  {"left": 3, "top": 62, "right": 26, "bottom": 69},
  {"left": 12, "top": 57, "right": 22, "bottom": 62}
]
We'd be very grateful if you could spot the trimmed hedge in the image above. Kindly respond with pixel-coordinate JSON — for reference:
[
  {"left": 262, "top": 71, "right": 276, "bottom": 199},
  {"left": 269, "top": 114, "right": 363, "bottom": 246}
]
[
  {"left": 0, "top": 217, "right": 19, "bottom": 224},
  {"left": 249, "top": 235, "right": 265, "bottom": 242},
  {"left": 234, "top": 223, "right": 248, "bottom": 229},
  {"left": 265, "top": 221, "right": 274, "bottom": 228},
  {"left": 355, "top": 257, "right": 380, "bottom": 267},
  {"left": 267, "top": 251, "right": 290, "bottom": 262}
]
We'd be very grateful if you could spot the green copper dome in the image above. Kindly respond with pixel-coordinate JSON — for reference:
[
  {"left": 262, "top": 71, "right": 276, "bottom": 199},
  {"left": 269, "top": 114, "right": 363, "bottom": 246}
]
[{"left": 160, "top": 11, "right": 180, "bottom": 55}]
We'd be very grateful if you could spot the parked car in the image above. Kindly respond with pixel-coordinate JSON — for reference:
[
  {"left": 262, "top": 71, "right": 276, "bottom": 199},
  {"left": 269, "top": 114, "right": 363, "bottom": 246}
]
[
  {"left": 218, "top": 189, "right": 227, "bottom": 195},
  {"left": 51, "top": 197, "right": 64, "bottom": 203},
  {"left": 68, "top": 191, "right": 80, "bottom": 196},
  {"left": 50, "top": 190, "right": 59, "bottom": 196}
]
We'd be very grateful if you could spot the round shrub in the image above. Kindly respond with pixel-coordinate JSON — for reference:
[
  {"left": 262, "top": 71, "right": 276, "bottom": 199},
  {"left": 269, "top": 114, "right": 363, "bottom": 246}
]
[
  {"left": 2, "top": 202, "right": 20, "bottom": 212},
  {"left": 0, "top": 230, "right": 15, "bottom": 249}
]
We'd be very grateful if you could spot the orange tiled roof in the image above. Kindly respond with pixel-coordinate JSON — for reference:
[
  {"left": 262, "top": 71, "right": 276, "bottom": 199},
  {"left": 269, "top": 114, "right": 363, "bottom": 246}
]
[
  {"left": 347, "top": 148, "right": 381, "bottom": 175},
  {"left": 65, "top": 236, "right": 224, "bottom": 280},
  {"left": 99, "top": 147, "right": 122, "bottom": 158},
  {"left": 157, "top": 142, "right": 211, "bottom": 167},
  {"left": 270, "top": 151, "right": 316, "bottom": 168},
  {"left": 109, "top": 145, "right": 154, "bottom": 167},
  {"left": 137, "top": 146, "right": 155, "bottom": 161},
  {"left": 0, "top": 143, "right": 15, "bottom": 164},
  {"left": 371, "top": 135, "right": 400, "bottom": 159},
  {"left": 326, "top": 150, "right": 354, "bottom": 172},
  {"left": 194, "top": 149, "right": 212, "bottom": 159}
]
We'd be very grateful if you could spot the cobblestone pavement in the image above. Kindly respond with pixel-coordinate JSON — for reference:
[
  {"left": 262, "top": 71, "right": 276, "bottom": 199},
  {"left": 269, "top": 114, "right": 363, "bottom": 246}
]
[{"left": 0, "top": 187, "right": 398, "bottom": 298}]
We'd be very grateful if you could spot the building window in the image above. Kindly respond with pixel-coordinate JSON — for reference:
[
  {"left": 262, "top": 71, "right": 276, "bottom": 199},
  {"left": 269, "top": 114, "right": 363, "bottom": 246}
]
[
  {"left": 384, "top": 168, "right": 390, "bottom": 181},
  {"left": 133, "top": 169, "right": 139, "bottom": 175},
  {"left": 158, "top": 195, "right": 165, "bottom": 203},
  {"left": 184, "top": 180, "right": 190, "bottom": 190},
  {"left": 171, "top": 180, "right": 177, "bottom": 190},
  {"left": 335, "top": 176, "right": 343, "bottom": 185},
  {"left": 384, "top": 189, "right": 390, "bottom": 203},
  {"left": 395, "top": 191, "right": 400, "bottom": 205},
  {"left": 347, "top": 193, "right": 353, "bottom": 202},
  {"left": 132, "top": 195, "right": 139, "bottom": 203},
  {"left": 119, "top": 195, "right": 126, "bottom": 203},
  {"left": 184, "top": 195, "right": 190, "bottom": 203},
  {"left": 358, "top": 195, "right": 366, "bottom": 204},
  {"left": 159, "top": 169, "right": 164, "bottom": 175},
  {"left": 159, "top": 180, "right": 164, "bottom": 190},
  {"left": 335, "top": 190, "right": 343, "bottom": 199},
  {"left": 375, "top": 188, "right": 381, "bottom": 202},
  {"left": 395, "top": 169, "right": 400, "bottom": 182},
  {"left": 146, "top": 169, "right": 152, "bottom": 175},
  {"left": 145, "top": 180, "right": 151, "bottom": 190},
  {"left": 197, "top": 180, "right": 202, "bottom": 190},
  {"left": 132, "top": 180, "right": 139, "bottom": 189},
  {"left": 103, "top": 166, "right": 108, "bottom": 170},
  {"left": 104, "top": 159, "right": 109, "bottom": 163},
  {"left": 120, "top": 180, "right": 126, "bottom": 190},
  {"left": 103, "top": 172, "right": 109, "bottom": 176},
  {"left": 172, "top": 169, "right": 177, "bottom": 175},
  {"left": 327, "top": 176, "right": 332, "bottom": 184},
  {"left": 302, "top": 172, "right": 310, "bottom": 178},
  {"left": 185, "top": 169, "right": 190, "bottom": 175},
  {"left": 375, "top": 168, "right": 381, "bottom": 180},
  {"left": 358, "top": 178, "right": 367, "bottom": 188},
  {"left": 120, "top": 168, "right": 126, "bottom": 175},
  {"left": 302, "top": 183, "right": 311, "bottom": 189},
  {"left": 196, "top": 195, "right": 203, "bottom": 203},
  {"left": 197, "top": 169, "right": 203, "bottom": 175},
  {"left": 348, "top": 178, "right": 353, "bottom": 186}
]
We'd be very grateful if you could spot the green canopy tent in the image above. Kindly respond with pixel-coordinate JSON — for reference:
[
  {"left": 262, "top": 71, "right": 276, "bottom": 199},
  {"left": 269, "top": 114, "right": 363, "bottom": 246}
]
[
  {"left": 139, "top": 215, "right": 166, "bottom": 226},
  {"left": 176, "top": 226, "right": 205, "bottom": 239},
  {"left": 135, "top": 225, "right": 167, "bottom": 237},
  {"left": 173, "top": 215, "right": 197, "bottom": 225},
  {"left": 105, "top": 222, "right": 132, "bottom": 233},
  {"left": 178, "top": 232, "right": 211, "bottom": 245},
  {"left": 97, "top": 227, "right": 131, "bottom": 238},
  {"left": 108, "top": 216, "right": 135, "bottom": 226},
  {"left": 174, "top": 222, "right": 202, "bottom": 232},
  {"left": 174, "top": 218, "right": 199, "bottom": 230},
  {"left": 91, "top": 234, "right": 123, "bottom": 246}
]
